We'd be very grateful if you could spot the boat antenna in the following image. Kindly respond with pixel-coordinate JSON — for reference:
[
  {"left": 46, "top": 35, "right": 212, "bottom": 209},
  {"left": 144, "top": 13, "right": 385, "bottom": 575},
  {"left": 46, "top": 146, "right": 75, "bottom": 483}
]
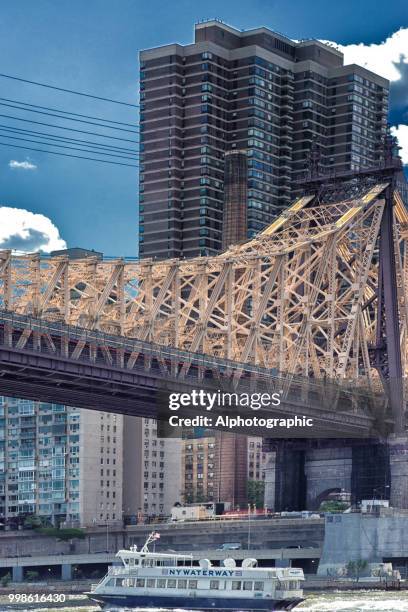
[{"left": 141, "top": 531, "right": 161, "bottom": 553}]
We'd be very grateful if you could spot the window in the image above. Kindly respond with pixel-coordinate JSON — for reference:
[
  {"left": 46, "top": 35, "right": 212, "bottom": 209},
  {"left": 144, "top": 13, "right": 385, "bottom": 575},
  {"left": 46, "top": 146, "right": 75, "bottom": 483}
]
[
  {"left": 254, "top": 581, "right": 264, "bottom": 591},
  {"left": 136, "top": 579, "right": 145, "bottom": 587},
  {"left": 157, "top": 579, "right": 166, "bottom": 588},
  {"left": 243, "top": 581, "right": 253, "bottom": 590},
  {"left": 167, "top": 579, "right": 177, "bottom": 588},
  {"left": 188, "top": 580, "right": 198, "bottom": 589},
  {"left": 178, "top": 579, "right": 187, "bottom": 589},
  {"left": 210, "top": 580, "right": 219, "bottom": 590},
  {"left": 147, "top": 579, "right": 155, "bottom": 588},
  {"left": 232, "top": 581, "right": 241, "bottom": 590}
]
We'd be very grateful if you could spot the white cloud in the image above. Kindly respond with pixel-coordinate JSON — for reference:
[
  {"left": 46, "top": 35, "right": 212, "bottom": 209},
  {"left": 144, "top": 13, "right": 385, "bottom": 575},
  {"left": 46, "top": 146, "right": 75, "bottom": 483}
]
[
  {"left": 391, "top": 125, "right": 408, "bottom": 165},
  {"left": 322, "top": 28, "right": 408, "bottom": 82},
  {"left": 9, "top": 159, "right": 37, "bottom": 171},
  {"left": 0, "top": 207, "right": 66, "bottom": 253}
]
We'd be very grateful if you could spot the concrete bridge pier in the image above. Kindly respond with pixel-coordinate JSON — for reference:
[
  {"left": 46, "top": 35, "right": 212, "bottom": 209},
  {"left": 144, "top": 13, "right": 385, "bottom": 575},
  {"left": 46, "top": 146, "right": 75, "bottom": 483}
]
[
  {"left": 389, "top": 435, "right": 408, "bottom": 508},
  {"left": 271, "top": 442, "right": 306, "bottom": 511},
  {"left": 304, "top": 447, "right": 353, "bottom": 510},
  {"left": 264, "top": 451, "right": 277, "bottom": 511},
  {"left": 12, "top": 566, "right": 23, "bottom": 582},
  {"left": 61, "top": 564, "right": 73, "bottom": 581}
]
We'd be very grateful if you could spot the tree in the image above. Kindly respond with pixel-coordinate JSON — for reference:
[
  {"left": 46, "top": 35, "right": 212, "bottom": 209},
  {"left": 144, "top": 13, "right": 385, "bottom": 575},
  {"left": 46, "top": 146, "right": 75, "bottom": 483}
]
[
  {"left": 26, "top": 570, "right": 40, "bottom": 582},
  {"left": 23, "top": 514, "right": 43, "bottom": 529},
  {"left": 247, "top": 480, "right": 265, "bottom": 509},
  {"left": 346, "top": 559, "right": 369, "bottom": 582},
  {"left": 319, "top": 500, "right": 349, "bottom": 513},
  {"left": 182, "top": 491, "right": 210, "bottom": 504},
  {"left": 37, "top": 527, "right": 86, "bottom": 541},
  {"left": 1, "top": 573, "right": 11, "bottom": 587}
]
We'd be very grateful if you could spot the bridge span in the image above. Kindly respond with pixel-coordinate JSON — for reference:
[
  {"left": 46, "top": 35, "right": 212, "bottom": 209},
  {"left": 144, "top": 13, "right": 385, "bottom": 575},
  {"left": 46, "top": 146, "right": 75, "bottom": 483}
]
[
  {"left": 0, "top": 182, "right": 407, "bottom": 435},
  {"left": 0, "top": 311, "right": 384, "bottom": 437}
]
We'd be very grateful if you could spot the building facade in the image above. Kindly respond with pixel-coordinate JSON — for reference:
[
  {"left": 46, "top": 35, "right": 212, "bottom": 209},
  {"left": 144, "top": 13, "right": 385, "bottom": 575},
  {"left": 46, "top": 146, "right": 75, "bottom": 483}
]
[
  {"left": 139, "top": 20, "right": 389, "bottom": 259},
  {"left": 182, "top": 436, "right": 216, "bottom": 503},
  {"left": 181, "top": 434, "right": 269, "bottom": 507},
  {"left": 0, "top": 397, "right": 123, "bottom": 528},
  {"left": 122, "top": 416, "right": 182, "bottom": 519}
]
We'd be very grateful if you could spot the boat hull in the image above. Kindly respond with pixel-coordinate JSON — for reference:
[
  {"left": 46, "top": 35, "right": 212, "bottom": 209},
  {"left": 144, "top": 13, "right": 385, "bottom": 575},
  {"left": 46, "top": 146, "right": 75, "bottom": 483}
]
[{"left": 87, "top": 592, "right": 304, "bottom": 611}]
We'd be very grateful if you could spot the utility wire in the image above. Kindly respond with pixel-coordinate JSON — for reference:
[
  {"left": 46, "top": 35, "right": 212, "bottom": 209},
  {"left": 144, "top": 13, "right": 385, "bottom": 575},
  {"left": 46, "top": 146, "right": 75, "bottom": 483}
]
[
  {"left": 0, "top": 101, "right": 139, "bottom": 134},
  {"left": 0, "top": 132, "right": 138, "bottom": 161},
  {"left": 0, "top": 114, "right": 139, "bottom": 144},
  {"left": 0, "top": 73, "right": 139, "bottom": 108},
  {"left": 0, "top": 125, "right": 139, "bottom": 156},
  {"left": 0, "top": 97, "right": 138, "bottom": 129},
  {"left": 0, "top": 140, "right": 138, "bottom": 168}
]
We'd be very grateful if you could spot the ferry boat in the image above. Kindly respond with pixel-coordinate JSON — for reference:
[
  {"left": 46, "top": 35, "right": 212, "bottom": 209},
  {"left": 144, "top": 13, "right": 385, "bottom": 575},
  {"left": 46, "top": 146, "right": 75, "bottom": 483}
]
[{"left": 87, "top": 532, "right": 305, "bottom": 610}]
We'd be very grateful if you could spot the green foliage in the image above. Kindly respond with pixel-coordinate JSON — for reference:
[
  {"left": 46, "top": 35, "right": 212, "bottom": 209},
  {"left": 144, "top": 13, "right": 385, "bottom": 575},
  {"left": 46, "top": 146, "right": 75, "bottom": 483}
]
[
  {"left": 182, "top": 492, "right": 209, "bottom": 504},
  {"left": 23, "top": 514, "right": 43, "bottom": 529},
  {"left": 0, "top": 573, "right": 11, "bottom": 587},
  {"left": 247, "top": 480, "right": 265, "bottom": 509},
  {"left": 319, "top": 500, "right": 349, "bottom": 513},
  {"left": 26, "top": 570, "right": 40, "bottom": 582},
  {"left": 346, "top": 559, "right": 369, "bottom": 581},
  {"left": 37, "top": 527, "right": 86, "bottom": 541}
]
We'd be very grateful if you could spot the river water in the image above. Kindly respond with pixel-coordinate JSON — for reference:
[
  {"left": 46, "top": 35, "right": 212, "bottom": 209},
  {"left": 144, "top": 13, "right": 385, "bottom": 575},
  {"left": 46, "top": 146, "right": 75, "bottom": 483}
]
[{"left": 2, "top": 591, "right": 408, "bottom": 612}]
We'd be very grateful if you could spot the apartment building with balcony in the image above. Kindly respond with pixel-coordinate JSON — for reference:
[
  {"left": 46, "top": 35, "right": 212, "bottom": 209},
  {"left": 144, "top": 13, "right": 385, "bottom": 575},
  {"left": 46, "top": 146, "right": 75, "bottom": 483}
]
[
  {"left": 122, "top": 416, "right": 182, "bottom": 519},
  {"left": 0, "top": 398, "right": 123, "bottom": 528},
  {"left": 138, "top": 20, "right": 389, "bottom": 259}
]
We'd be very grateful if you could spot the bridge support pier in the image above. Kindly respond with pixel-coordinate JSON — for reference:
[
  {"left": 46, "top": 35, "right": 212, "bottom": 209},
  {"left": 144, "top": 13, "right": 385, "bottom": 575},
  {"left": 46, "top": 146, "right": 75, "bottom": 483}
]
[
  {"left": 389, "top": 436, "right": 408, "bottom": 508},
  {"left": 264, "top": 451, "right": 277, "bottom": 511},
  {"left": 265, "top": 439, "right": 400, "bottom": 512},
  {"left": 12, "top": 566, "right": 23, "bottom": 582},
  {"left": 273, "top": 442, "right": 306, "bottom": 511},
  {"left": 304, "top": 447, "right": 353, "bottom": 510},
  {"left": 351, "top": 441, "right": 390, "bottom": 504},
  {"left": 61, "top": 563, "right": 73, "bottom": 581}
]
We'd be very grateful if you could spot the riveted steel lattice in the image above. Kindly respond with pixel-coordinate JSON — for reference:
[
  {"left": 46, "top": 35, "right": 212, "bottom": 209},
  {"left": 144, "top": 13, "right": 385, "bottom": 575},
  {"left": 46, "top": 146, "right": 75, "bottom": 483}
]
[{"left": 0, "top": 184, "right": 407, "bottom": 396}]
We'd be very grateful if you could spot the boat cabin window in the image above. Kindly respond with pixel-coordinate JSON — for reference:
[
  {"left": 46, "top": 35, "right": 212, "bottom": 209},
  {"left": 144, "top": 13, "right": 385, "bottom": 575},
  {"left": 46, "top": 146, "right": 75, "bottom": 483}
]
[
  {"left": 141, "top": 558, "right": 156, "bottom": 567},
  {"left": 146, "top": 578, "right": 155, "bottom": 588},
  {"left": 123, "top": 557, "right": 139, "bottom": 567},
  {"left": 136, "top": 579, "right": 145, "bottom": 588},
  {"left": 243, "top": 581, "right": 253, "bottom": 591},
  {"left": 285, "top": 580, "right": 300, "bottom": 590},
  {"left": 188, "top": 580, "right": 198, "bottom": 589},
  {"left": 178, "top": 579, "right": 187, "bottom": 589},
  {"left": 167, "top": 579, "right": 177, "bottom": 588},
  {"left": 157, "top": 579, "right": 166, "bottom": 588},
  {"left": 254, "top": 581, "right": 264, "bottom": 591},
  {"left": 232, "top": 581, "right": 241, "bottom": 590},
  {"left": 210, "top": 580, "right": 219, "bottom": 590}
]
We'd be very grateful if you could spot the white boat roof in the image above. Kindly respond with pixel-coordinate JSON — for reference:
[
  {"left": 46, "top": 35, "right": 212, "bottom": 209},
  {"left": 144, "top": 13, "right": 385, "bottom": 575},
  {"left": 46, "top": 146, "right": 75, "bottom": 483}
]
[{"left": 117, "top": 549, "right": 193, "bottom": 560}]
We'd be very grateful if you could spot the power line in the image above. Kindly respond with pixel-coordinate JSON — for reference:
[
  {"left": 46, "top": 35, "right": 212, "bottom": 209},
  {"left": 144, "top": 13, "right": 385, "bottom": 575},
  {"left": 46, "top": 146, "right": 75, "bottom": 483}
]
[
  {"left": 0, "top": 114, "right": 139, "bottom": 144},
  {"left": 0, "top": 132, "right": 138, "bottom": 161},
  {"left": 0, "top": 140, "right": 138, "bottom": 168},
  {"left": 0, "top": 101, "right": 139, "bottom": 134},
  {"left": 0, "top": 73, "right": 139, "bottom": 108},
  {"left": 0, "top": 125, "right": 139, "bottom": 156},
  {"left": 0, "top": 97, "right": 138, "bottom": 129},
  {"left": 0, "top": 125, "right": 138, "bottom": 155}
]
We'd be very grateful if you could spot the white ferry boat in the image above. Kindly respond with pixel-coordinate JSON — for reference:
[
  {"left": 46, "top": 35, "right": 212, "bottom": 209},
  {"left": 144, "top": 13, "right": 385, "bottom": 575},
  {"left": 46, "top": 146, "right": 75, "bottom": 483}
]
[{"left": 87, "top": 532, "right": 305, "bottom": 610}]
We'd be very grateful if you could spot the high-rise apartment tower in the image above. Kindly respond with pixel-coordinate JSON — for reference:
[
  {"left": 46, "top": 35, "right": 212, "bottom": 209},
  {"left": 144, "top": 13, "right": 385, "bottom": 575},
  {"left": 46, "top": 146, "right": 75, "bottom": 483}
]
[{"left": 138, "top": 20, "right": 389, "bottom": 259}]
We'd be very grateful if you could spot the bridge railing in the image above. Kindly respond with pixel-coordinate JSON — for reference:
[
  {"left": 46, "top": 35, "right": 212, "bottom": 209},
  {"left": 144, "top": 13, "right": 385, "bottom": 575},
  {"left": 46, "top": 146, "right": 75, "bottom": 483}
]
[{"left": 0, "top": 309, "right": 390, "bottom": 433}]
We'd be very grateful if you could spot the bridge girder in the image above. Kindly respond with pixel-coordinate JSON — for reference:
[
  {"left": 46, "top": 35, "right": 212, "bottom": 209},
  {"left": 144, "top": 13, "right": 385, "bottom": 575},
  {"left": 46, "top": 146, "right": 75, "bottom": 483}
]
[{"left": 0, "top": 184, "right": 407, "bottom": 398}]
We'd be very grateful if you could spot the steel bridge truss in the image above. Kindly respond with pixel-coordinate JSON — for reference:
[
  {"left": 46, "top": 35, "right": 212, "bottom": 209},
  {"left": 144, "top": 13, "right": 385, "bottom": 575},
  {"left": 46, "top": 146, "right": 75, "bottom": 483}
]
[{"left": 0, "top": 184, "right": 407, "bottom": 405}]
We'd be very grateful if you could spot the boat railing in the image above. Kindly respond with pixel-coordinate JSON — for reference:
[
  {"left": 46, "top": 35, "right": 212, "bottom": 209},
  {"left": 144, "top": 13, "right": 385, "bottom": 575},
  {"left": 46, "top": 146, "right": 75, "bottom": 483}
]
[{"left": 107, "top": 566, "right": 134, "bottom": 576}]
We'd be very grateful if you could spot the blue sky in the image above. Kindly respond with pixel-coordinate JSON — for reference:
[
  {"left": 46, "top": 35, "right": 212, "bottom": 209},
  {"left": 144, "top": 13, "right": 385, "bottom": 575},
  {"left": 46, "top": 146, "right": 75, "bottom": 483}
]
[{"left": 0, "top": 0, "right": 407, "bottom": 256}]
